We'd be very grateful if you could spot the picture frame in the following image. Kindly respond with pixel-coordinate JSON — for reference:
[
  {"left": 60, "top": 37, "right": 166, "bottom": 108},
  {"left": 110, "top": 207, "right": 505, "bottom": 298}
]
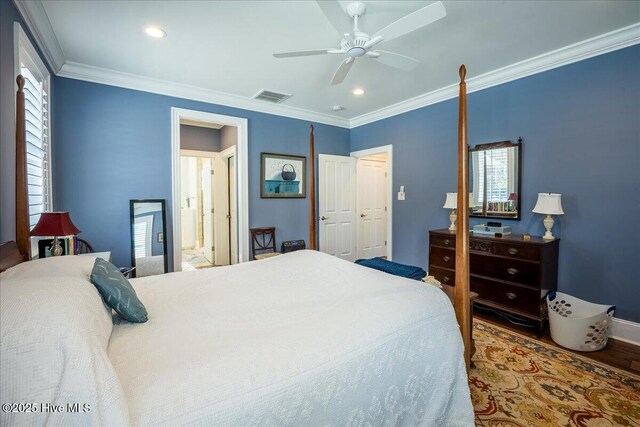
[{"left": 260, "top": 152, "right": 306, "bottom": 198}]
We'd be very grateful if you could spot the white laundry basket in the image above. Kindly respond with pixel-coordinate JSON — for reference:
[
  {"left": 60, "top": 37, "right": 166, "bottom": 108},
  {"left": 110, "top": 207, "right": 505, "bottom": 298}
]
[{"left": 546, "top": 291, "right": 615, "bottom": 352}]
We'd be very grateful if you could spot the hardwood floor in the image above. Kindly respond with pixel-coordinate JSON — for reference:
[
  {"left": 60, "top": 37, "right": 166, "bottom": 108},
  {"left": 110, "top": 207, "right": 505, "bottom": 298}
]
[{"left": 475, "top": 309, "right": 640, "bottom": 375}]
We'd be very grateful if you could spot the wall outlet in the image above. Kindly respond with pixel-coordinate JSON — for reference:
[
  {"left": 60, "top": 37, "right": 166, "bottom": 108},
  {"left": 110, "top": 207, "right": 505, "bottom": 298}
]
[{"left": 398, "top": 192, "right": 405, "bottom": 201}]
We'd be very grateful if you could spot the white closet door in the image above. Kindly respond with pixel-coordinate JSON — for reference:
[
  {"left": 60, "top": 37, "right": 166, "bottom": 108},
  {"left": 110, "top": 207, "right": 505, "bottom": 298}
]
[
  {"left": 318, "top": 155, "right": 357, "bottom": 261},
  {"left": 357, "top": 158, "right": 387, "bottom": 259}
]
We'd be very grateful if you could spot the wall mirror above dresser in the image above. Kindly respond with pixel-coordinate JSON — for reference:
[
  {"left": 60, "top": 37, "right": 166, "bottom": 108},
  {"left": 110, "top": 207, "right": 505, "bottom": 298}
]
[
  {"left": 130, "top": 199, "right": 168, "bottom": 278},
  {"left": 469, "top": 138, "right": 522, "bottom": 220}
]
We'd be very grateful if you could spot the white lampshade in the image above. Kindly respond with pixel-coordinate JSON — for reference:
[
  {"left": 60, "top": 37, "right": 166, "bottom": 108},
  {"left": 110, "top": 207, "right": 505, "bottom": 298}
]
[
  {"left": 532, "top": 193, "right": 564, "bottom": 215},
  {"left": 443, "top": 192, "right": 457, "bottom": 209}
]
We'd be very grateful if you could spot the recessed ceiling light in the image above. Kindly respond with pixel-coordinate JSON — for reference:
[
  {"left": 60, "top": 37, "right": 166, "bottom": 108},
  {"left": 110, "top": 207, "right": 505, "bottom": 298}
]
[
  {"left": 352, "top": 88, "right": 365, "bottom": 96},
  {"left": 145, "top": 26, "right": 166, "bottom": 38}
]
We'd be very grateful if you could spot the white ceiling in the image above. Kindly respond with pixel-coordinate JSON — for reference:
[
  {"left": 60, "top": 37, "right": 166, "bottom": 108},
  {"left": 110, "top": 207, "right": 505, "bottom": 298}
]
[{"left": 39, "top": 0, "right": 639, "bottom": 123}]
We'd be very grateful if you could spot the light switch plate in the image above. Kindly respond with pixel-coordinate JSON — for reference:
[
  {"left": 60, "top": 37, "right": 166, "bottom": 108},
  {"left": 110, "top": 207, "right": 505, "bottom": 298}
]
[{"left": 398, "top": 192, "right": 405, "bottom": 201}]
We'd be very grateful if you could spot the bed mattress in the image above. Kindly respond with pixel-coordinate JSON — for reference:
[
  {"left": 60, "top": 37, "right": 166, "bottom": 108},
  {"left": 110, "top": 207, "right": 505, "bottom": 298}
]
[{"left": 108, "top": 250, "right": 473, "bottom": 426}]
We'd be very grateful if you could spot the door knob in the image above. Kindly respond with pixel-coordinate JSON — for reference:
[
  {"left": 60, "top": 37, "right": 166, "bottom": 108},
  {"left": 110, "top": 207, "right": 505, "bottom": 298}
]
[
  {"left": 360, "top": 213, "right": 367, "bottom": 218},
  {"left": 321, "top": 216, "right": 330, "bottom": 221}
]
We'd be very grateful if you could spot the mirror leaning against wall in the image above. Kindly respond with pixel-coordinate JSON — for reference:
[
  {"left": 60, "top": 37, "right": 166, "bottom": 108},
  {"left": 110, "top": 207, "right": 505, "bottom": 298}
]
[
  {"left": 469, "top": 138, "right": 522, "bottom": 220},
  {"left": 130, "top": 199, "right": 168, "bottom": 278}
]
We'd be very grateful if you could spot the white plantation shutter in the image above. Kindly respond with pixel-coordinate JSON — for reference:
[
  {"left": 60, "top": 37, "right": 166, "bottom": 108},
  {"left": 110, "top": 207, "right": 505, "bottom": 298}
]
[
  {"left": 134, "top": 216, "right": 153, "bottom": 257},
  {"left": 477, "top": 148, "right": 510, "bottom": 203},
  {"left": 17, "top": 24, "right": 52, "bottom": 231},
  {"left": 21, "top": 65, "right": 50, "bottom": 229}
]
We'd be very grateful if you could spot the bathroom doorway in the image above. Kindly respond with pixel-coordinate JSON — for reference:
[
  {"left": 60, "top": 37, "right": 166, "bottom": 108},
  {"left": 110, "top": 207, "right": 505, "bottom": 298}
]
[
  {"left": 178, "top": 121, "right": 239, "bottom": 270},
  {"left": 171, "top": 108, "right": 248, "bottom": 271}
]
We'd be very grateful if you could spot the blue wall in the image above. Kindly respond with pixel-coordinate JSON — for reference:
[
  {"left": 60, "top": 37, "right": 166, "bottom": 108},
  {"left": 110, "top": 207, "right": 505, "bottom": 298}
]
[
  {"left": 52, "top": 78, "right": 350, "bottom": 270},
  {"left": 351, "top": 45, "right": 640, "bottom": 322}
]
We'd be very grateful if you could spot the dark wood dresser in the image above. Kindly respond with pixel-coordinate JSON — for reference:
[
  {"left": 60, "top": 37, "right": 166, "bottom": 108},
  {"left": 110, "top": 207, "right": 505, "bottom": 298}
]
[{"left": 428, "top": 229, "right": 559, "bottom": 336}]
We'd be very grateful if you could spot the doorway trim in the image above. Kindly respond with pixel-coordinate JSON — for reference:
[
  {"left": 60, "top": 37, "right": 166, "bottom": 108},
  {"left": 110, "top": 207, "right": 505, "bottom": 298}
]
[
  {"left": 171, "top": 108, "right": 249, "bottom": 271},
  {"left": 350, "top": 144, "right": 393, "bottom": 261}
]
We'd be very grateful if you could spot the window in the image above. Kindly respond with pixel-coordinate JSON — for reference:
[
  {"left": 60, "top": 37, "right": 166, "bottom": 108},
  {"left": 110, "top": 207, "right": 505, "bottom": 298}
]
[
  {"left": 475, "top": 148, "right": 514, "bottom": 203},
  {"left": 134, "top": 216, "right": 153, "bottom": 257},
  {"left": 16, "top": 24, "right": 51, "bottom": 230}
]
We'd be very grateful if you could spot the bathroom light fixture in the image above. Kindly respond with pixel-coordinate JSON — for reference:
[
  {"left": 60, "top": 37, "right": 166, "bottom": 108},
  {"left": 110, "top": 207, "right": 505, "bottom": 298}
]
[
  {"left": 352, "top": 88, "right": 365, "bottom": 95},
  {"left": 145, "top": 26, "right": 166, "bottom": 38},
  {"left": 532, "top": 193, "right": 564, "bottom": 240}
]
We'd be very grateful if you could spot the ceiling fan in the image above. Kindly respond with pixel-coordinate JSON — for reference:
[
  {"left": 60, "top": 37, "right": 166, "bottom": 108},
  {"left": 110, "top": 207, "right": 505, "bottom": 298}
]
[{"left": 273, "top": 1, "right": 447, "bottom": 86}]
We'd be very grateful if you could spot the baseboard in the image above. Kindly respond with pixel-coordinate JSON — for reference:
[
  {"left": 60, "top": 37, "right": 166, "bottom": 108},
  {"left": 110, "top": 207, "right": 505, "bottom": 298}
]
[{"left": 611, "top": 317, "right": 640, "bottom": 346}]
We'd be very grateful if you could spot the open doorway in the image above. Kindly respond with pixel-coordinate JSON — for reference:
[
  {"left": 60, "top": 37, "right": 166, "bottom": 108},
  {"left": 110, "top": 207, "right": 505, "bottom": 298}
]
[{"left": 175, "top": 119, "right": 240, "bottom": 271}]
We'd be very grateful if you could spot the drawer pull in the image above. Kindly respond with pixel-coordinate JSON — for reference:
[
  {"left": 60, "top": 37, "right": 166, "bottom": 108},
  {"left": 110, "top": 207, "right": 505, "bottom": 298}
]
[
  {"left": 508, "top": 248, "right": 519, "bottom": 255},
  {"left": 443, "top": 239, "right": 451, "bottom": 245},
  {"left": 443, "top": 256, "right": 451, "bottom": 262},
  {"left": 442, "top": 276, "right": 451, "bottom": 283},
  {"left": 507, "top": 267, "right": 519, "bottom": 275},
  {"left": 506, "top": 292, "right": 517, "bottom": 300}
]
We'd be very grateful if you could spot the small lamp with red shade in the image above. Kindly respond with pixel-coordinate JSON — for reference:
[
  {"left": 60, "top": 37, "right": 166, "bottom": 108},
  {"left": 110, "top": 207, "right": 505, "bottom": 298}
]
[{"left": 31, "top": 212, "right": 80, "bottom": 256}]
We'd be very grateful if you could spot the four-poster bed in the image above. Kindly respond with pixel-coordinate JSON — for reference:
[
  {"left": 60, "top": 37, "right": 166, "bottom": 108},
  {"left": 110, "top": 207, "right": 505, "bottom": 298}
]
[{"left": 1, "top": 69, "right": 474, "bottom": 425}]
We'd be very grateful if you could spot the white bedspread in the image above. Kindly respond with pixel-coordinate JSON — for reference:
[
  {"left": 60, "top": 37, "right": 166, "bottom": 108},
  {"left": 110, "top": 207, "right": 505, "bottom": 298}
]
[{"left": 109, "top": 250, "right": 474, "bottom": 426}]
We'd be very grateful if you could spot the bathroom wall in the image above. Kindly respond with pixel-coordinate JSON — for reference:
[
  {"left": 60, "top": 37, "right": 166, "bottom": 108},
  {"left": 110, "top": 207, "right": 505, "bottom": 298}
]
[{"left": 180, "top": 124, "right": 221, "bottom": 152}]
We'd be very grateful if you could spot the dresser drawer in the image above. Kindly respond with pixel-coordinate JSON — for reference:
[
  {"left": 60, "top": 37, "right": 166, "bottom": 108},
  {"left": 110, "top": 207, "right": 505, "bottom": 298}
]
[
  {"left": 492, "top": 241, "right": 540, "bottom": 261},
  {"left": 429, "top": 246, "right": 455, "bottom": 269},
  {"left": 471, "top": 276, "right": 542, "bottom": 316},
  {"left": 430, "top": 233, "right": 455, "bottom": 248},
  {"left": 471, "top": 253, "right": 540, "bottom": 287},
  {"left": 429, "top": 266, "right": 455, "bottom": 286}
]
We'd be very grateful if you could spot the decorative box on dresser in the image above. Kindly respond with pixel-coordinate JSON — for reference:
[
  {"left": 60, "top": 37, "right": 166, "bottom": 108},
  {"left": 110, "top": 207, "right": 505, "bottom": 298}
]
[{"left": 428, "top": 229, "right": 559, "bottom": 336}]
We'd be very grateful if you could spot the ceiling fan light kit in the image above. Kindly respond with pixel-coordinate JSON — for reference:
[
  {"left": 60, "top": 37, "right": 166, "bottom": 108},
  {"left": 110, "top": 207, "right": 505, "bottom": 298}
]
[{"left": 273, "top": 1, "right": 447, "bottom": 86}]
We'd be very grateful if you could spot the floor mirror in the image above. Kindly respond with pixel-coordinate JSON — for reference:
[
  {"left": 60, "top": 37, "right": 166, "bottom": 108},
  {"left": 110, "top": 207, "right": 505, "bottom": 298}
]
[{"left": 130, "top": 199, "right": 168, "bottom": 278}]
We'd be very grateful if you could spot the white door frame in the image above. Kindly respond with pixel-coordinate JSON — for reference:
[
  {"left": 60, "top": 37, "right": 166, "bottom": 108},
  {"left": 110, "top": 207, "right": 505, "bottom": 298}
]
[
  {"left": 171, "top": 108, "right": 249, "bottom": 271},
  {"left": 350, "top": 144, "right": 393, "bottom": 261}
]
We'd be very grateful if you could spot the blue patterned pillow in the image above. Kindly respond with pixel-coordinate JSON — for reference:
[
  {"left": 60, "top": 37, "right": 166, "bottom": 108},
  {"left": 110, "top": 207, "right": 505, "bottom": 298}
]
[{"left": 90, "top": 258, "right": 148, "bottom": 323}]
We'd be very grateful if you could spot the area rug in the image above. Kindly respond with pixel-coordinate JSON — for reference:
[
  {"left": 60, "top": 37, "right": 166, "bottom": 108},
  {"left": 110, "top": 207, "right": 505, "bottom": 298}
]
[{"left": 471, "top": 319, "right": 640, "bottom": 426}]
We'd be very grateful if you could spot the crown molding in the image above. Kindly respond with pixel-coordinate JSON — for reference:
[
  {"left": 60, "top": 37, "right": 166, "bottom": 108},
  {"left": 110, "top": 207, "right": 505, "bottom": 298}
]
[
  {"left": 58, "top": 62, "right": 350, "bottom": 128},
  {"left": 349, "top": 23, "right": 640, "bottom": 128},
  {"left": 13, "top": 0, "right": 65, "bottom": 72}
]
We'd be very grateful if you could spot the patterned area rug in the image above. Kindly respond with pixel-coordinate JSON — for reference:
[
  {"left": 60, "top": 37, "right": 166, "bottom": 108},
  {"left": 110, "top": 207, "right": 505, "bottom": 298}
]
[{"left": 471, "top": 320, "right": 640, "bottom": 426}]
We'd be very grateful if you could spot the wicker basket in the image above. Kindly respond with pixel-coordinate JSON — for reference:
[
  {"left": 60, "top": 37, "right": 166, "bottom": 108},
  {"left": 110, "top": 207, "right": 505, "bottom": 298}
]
[{"left": 546, "top": 291, "right": 615, "bottom": 352}]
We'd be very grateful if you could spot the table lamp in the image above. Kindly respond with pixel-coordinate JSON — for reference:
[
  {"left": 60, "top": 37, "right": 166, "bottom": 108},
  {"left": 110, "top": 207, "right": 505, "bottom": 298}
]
[
  {"left": 443, "top": 192, "right": 457, "bottom": 232},
  {"left": 31, "top": 212, "right": 81, "bottom": 256},
  {"left": 532, "top": 193, "right": 563, "bottom": 240}
]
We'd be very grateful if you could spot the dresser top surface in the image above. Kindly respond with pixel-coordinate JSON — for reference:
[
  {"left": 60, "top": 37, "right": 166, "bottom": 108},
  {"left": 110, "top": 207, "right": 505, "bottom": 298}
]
[{"left": 429, "top": 228, "right": 559, "bottom": 246}]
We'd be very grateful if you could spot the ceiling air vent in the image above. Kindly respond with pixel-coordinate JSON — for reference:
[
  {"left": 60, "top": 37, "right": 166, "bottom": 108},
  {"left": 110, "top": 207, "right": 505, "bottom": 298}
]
[{"left": 253, "top": 89, "right": 291, "bottom": 103}]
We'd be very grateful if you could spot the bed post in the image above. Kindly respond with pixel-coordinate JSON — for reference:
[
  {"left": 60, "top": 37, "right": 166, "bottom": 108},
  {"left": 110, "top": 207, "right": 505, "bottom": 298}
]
[
  {"left": 309, "top": 124, "right": 317, "bottom": 250},
  {"left": 15, "top": 75, "right": 30, "bottom": 260},
  {"left": 454, "top": 65, "right": 471, "bottom": 370}
]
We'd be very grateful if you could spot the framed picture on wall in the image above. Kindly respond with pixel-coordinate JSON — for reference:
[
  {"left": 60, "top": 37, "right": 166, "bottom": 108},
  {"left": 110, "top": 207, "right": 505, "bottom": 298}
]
[{"left": 260, "top": 153, "right": 306, "bottom": 198}]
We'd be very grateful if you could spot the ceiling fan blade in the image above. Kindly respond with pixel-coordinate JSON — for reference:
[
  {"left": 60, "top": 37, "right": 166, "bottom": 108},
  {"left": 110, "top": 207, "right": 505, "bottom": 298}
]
[
  {"left": 316, "top": 1, "right": 352, "bottom": 35},
  {"left": 372, "top": 1, "right": 446, "bottom": 44},
  {"left": 331, "top": 57, "right": 354, "bottom": 86},
  {"left": 370, "top": 50, "right": 420, "bottom": 71},
  {"left": 273, "top": 49, "right": 333, "bottom": 58}
]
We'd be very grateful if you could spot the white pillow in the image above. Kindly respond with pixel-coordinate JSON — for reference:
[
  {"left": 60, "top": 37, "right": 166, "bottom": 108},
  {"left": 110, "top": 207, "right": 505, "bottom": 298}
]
[
  {"left": 0, "top": 254, "right": 97, "bottom": 281},
  {"left": 0, "top": 272, "right": 131, "bottom": 425}
]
